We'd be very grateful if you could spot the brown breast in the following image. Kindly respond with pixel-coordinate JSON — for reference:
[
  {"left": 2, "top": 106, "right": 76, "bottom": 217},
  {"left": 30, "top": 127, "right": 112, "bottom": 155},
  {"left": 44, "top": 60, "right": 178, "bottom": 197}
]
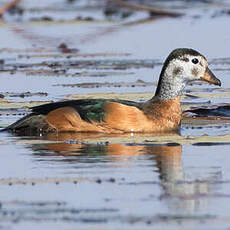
[{"left": 104, "top": 97, "right": 182, "bottom": 133}]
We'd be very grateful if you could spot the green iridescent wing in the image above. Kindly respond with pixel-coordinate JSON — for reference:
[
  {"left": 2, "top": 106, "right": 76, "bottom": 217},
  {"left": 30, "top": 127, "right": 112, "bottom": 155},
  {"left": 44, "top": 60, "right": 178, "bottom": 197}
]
[{"left": 32, "top": 99, "right": 141, "bottom": 123}]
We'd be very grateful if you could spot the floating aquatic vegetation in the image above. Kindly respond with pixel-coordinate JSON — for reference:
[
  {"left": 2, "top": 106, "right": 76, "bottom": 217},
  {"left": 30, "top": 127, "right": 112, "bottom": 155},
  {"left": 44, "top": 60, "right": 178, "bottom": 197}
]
[
  {"left": 186, "top": 104, "right": 230, "bottom": 117},
  {"left": 53, "top": 80, "right": 155, "bottom": 88}
]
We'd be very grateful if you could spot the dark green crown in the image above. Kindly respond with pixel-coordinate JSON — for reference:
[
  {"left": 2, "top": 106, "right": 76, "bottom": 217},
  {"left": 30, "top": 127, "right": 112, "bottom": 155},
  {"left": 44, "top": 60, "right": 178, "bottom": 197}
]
[{"left": 165, "top": 48, "right": 205, "bottom": 66}]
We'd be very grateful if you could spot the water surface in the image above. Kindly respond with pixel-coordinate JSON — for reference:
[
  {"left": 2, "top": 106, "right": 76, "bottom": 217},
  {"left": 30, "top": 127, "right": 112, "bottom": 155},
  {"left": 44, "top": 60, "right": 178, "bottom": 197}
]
[{"left": 1, "top": 1, "right": 230, "bottom": 229}]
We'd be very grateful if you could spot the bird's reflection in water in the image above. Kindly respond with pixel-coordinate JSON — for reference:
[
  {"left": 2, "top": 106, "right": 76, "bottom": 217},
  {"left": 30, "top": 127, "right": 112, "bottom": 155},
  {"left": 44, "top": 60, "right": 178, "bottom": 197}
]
[{"left": 31, "top": 132, "right": 221, "bottom": 216}]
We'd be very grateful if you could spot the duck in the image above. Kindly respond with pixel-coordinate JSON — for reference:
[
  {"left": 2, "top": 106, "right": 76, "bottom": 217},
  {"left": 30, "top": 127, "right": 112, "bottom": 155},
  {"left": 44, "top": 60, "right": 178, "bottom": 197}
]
[{"left": 3, "top": 48, "right": 221, "bottom": 135}]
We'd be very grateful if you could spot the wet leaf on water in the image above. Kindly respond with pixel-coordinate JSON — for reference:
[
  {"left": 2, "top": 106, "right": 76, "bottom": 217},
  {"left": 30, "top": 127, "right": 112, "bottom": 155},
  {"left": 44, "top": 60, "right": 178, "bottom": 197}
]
[
  {"left": 0, "top": 177, "right": 99, "bottom": 185},
  {"left": 0, "top": 59, "right": 156, "bottom": 76},
  {"left": 30, "top": 16, "right": 54, "bottom": 22},
  {"left": 0, "top": 100, "right": 52, "bottom": 109},
  {"left": 0, "top": 48, "right": 54, "bottom": 53},
  {"left": 185, "top": 104, "right": 230, "bottom": 117},
  {"left": 18, "top": 52, "right": 131, "bottom": 59},
  {"left": 1, "top": 92, "right": 48, "bottom": 98},
  {"left": 187, "top": 92, "right": 230, "bottom": 99},
  {"left": 54, "top": 80, "right": 156, "bottom": 88},
  {"left": 66, "top": 92, "right": 154, "bottom": 101},
  {"left": 58, "top": 42, "right": 79, "bottom": 54},
  {"left": 23, "top": 70, "right": 133, "bottom": 77}
]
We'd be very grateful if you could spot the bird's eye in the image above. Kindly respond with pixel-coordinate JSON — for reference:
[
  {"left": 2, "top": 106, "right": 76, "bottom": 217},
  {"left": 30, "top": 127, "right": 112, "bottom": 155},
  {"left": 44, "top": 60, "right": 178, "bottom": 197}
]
[{"left": 192, "top": 58, "right": 199, "bottom": 64}]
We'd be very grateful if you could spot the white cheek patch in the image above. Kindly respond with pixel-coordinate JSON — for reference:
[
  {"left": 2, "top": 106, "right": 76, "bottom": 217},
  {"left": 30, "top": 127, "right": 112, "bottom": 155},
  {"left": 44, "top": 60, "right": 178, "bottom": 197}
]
[
  {"left": 165, "top": 59, "right": 190, "bottom": 80},
  {"left": 156, "top": 54, "right": 208, "bottom": 100},
  {"left": 166, "top": 55, "right": 206, "bottom": 81}
]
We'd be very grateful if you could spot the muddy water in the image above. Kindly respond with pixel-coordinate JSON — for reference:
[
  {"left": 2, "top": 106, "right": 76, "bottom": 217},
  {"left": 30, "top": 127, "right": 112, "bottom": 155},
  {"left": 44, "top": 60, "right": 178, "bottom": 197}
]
[{"left": 1, "top": 1, "right": 230, "bottom": 229}]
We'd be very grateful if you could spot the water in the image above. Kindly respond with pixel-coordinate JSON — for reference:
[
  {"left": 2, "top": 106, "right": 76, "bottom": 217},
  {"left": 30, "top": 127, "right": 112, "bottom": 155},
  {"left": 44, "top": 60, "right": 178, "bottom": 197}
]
[
  {"left": 1, "top": 136, "right": 230, "bottom": 229},
  {"left": 1, "top": 1, "right": 230, "bottom": 229}
]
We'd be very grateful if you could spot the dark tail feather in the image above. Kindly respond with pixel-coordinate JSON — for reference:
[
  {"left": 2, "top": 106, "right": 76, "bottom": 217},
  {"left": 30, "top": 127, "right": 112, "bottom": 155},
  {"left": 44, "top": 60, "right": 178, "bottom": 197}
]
[
  {"left": 2, "top": 113, "right": 35, "bottom": 131},
  {"left": 1, "top": 113, "right": 54, "bottom": 135}
]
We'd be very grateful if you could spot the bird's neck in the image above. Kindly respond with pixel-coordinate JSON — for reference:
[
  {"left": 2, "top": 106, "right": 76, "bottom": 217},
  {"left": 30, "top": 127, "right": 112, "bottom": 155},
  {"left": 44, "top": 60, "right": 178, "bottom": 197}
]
[{"left": 154, "top": 70, "right": 186, "bottom": 100}]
